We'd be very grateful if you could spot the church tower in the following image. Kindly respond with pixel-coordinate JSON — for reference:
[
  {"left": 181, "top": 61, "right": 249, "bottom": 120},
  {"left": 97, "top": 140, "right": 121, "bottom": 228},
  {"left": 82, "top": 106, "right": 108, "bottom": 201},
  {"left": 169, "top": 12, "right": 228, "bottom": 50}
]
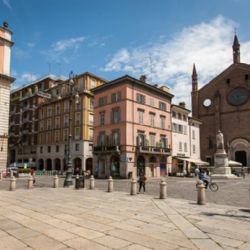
[
  {"left": 191, "top": 64, "right": 199, "bottom": 117},
  {"left": 233, "top": 34, "right": 240, "bottom": 64},
  {"left": 0, "top": 21, "right": 15, "bottom": 170}
]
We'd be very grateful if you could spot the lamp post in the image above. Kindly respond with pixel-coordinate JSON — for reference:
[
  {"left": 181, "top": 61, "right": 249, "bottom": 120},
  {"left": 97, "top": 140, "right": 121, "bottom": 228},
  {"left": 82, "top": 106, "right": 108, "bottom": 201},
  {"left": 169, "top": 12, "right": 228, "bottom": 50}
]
[{"left": 64, "top": 71, "right": 79, "bottom": 187}]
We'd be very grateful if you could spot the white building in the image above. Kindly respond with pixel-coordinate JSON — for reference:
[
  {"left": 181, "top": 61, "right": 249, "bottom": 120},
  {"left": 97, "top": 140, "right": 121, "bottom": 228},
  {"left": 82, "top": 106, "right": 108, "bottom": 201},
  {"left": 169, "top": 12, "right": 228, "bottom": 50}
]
[
  {"left": 0, "top": 22, "right": 15, "bottom": 170},
  {"left": 171, "top": 102, "right": 206, "bottom": 175}
]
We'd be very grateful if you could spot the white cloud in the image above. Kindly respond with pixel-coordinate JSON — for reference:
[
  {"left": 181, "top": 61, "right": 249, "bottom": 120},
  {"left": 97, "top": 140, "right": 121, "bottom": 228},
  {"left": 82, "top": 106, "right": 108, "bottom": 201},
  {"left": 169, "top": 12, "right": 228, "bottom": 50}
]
[
  {"left": 2, "top": 0, "right": 11, "bottom": 9},
  {"left": 20, "top": 73, "right": 38, "bottom": 83},
  {"left": 103, "top": 16, "right": 249, "bottom": 109},
  {"left": 52, "top": 37, "right": 85, "bottom": 52}
]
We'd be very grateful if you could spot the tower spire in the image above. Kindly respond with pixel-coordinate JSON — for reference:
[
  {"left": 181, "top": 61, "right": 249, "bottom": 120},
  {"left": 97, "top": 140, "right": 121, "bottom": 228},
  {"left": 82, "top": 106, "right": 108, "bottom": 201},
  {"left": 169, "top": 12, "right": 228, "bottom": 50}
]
[
  {"left": 192, "top": 63, "right": 198, "bottom": 91},
  {"left": 232, "top": 33, "right": 240, "bottom": 64}
]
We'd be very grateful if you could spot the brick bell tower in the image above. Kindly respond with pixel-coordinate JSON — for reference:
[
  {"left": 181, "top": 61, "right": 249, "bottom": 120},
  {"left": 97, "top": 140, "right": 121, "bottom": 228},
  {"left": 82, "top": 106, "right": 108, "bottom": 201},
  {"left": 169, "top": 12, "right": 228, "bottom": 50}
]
[
  {"left": 191, "top": 63, "right": 199, "bottom": 118},
  {"left": 0, "top": 21, "right": 15, "bottom": 170}
]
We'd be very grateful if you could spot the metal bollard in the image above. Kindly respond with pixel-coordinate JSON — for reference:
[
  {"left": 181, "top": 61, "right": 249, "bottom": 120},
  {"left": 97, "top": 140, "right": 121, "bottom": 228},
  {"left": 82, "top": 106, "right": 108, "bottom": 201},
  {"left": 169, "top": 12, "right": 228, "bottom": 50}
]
[
  {"left": 197, "top": 181, "right": 206, "bottom": 205},
  {"left": 160, "top": 179, "right": 167, "bottom": 199},
  {"left": 9, "top": 176, "right": 16, "bottom": 191},
  {"left": 27, "top": 175, "right": 33, "bottom": 189},
  {"left": 89, "top": 175, "right": 95, "bottom": 190},
  {"left": 53, "top": 175, "right": 59, "bottom": 188},
  {"left": 107, "top": 176, "right": 113, "bottom": 192},
  {"left": 75, "top": 174, "right": 80, "bottom": 189},
  {"left": 130, "top": 178, "right": 137, "bottom": 195}
]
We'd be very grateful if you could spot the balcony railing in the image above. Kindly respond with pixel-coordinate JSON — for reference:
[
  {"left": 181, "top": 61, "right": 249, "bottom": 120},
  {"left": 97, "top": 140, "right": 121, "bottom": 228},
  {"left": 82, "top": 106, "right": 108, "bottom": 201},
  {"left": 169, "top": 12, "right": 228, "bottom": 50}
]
[
  {"left": 137, "top": 145, "right": 171, "bottom": 155},
  {"left": 93, "top": 145, "right": 121, "bottom": 154}
]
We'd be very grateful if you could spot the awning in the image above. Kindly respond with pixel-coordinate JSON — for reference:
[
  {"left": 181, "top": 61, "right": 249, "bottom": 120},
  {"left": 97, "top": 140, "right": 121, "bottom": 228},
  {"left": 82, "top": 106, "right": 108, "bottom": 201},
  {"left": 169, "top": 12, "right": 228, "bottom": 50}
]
[
  {"left": 228, "top": 160, "right": 242, "bottom": 166},
  {"left": 176, "top": 157, "right": 209, "bottom": 166}
]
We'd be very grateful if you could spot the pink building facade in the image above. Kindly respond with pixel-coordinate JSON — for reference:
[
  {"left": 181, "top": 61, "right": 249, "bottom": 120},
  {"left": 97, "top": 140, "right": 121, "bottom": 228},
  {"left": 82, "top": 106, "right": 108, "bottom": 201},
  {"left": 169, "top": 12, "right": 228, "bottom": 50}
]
[{"left": 92, "top": 75, "right": 173, "bottom": 178}]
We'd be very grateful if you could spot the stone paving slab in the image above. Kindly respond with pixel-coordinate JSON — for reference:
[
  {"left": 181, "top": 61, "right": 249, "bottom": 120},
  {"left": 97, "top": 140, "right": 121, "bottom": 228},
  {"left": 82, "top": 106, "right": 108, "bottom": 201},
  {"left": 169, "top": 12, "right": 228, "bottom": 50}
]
[{"left": 0, "top": 188, "right": 249, "bottom": 249}]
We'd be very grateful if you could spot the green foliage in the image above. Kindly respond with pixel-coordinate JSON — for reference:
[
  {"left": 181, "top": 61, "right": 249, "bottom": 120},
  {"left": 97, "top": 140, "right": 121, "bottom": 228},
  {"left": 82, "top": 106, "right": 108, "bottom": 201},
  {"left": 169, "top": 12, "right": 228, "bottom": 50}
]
[{"left": 18, "top": 168, "right": 31, "bottom": 174}]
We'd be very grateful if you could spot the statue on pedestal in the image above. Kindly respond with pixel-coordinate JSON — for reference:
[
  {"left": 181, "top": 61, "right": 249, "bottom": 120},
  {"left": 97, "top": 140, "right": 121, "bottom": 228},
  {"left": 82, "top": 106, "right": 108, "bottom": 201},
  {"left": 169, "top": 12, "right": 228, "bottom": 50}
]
[{"left": 216, "top": 130, "right": 226, "bottom": 154}]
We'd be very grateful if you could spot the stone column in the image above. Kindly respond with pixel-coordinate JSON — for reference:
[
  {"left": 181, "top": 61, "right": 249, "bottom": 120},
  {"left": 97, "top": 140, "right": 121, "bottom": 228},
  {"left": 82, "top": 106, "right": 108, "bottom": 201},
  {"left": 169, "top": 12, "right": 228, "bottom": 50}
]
[
  {"left": 130, "top": 178, "right": 137, "bottom": 195},
  {"left": 197, "top": 181, "right": 206, "bottom": 205},
  {"left": 159, "top": 179, "right": 167, "bottom": 199},
  {"left": 89, "top": 175, "right": 95, "bottom": 190},
  {"left": 53, "top": 175, "right": 59, "bottom": 188},
  {"left": 9, "top": 176, "right": 16, "bottom": 191},
  {"left": 27, "top": 175, "right": 33, "bottom": 189},
  {"left": 107, "top": 176, "right": 113, "bottom": 192}
]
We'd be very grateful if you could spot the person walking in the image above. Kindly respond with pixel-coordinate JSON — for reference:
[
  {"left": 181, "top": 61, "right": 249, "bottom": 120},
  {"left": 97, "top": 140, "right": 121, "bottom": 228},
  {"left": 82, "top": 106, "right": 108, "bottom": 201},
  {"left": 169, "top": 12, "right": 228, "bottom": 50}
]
[{"left": 138, "top": 172, "right": 146, "bottom": 193}]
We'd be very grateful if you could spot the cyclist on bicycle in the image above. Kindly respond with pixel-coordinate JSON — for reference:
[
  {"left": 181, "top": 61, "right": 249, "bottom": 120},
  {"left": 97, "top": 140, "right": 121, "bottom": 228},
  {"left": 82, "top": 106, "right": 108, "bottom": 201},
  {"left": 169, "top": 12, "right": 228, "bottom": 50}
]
[{"left": 198, "top": 170, "right": 208, "bottom": 189}]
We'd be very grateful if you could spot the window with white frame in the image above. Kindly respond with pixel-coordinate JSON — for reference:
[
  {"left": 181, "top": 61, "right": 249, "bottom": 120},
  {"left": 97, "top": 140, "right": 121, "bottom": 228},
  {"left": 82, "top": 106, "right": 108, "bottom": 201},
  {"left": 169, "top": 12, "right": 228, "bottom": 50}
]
[
  {"left": 56, "top": 104, "right": 60, "bottom": 115},
  {"left": 159, "top": 101, "right": 166, "bottom": 111},
  {"left": 89, "top": 113, "right": 94, "bottom": 125},
  {"left": 160, "top": 135, "right": 168, "bottom": 148},
  {"left": 150, "top": 98, "right": 154, "bottom": 107},
  {"left": 192, "top": 130, "right": 195, "bottom": 139},
  {"left": 183, "top": 125, "right": 187, "bottom": 135},
  {"left": 56, "top": 117, "right": 60, "bottom": 129},
  {"left": 138, "top": 109, "right": 144, "bottom": 124},
  {"left": 100, "top": 111, "right": 105, "bottom": 126},
  {"left": 55, "top": 130, "right": 59, "bottom": 143},
  {"left": 90, "top": 97, "right": 94, "bottom": 110},
  {"left": 160, "top": 116, "right": 165, "bottom": 129},
  {"left": 149, "top": 133, "right": 156, "bottom": 146},
  {"left": 75, "top": 127, "right": 80, "bottom": 140},
  {"left": 111, "top": 92, "right": 121, "bottom": 103},
  {"left": 64, "top": 129, "right": 68, "bottom": 141},
  {"left": 193, "top": 144, "right": 196, "bottom": 153},
  {"left": 64, "top": 100, "right": 69, "bottom": 113},
  {"left": 136, "top": 93, "right": 146, "bottom": 104},
  {"left": 184, "top": 142, "right": 187, "bottom": 152},
  {"left": 75, "top": 112, "right": 80, "bottom": 126},
  {"left": 111, "top": 108, "right": 121, "bottom": 124},
  {"left": 179, "top": 142, "right": 182, "bottom": 151},
  {"left": 64, "top": 115, "right": 69, "bottom": 127},
  {"left": 89, "top": 128, "right": 93, "bottom": 140},
  {"left": 111, "top": 130, "right": 120, "bottom": 145},
  {"left": 149, "top": 113, "right": 155, "bottom": 127},
  {"left": 47, "top": 118, "right": 51, "bottom": 130},
  {"left": 90, "top": 79, "right": 97, "bottom": 89},
  {"left": 47, "top": 106, "right": 52, "bottom": 117}
]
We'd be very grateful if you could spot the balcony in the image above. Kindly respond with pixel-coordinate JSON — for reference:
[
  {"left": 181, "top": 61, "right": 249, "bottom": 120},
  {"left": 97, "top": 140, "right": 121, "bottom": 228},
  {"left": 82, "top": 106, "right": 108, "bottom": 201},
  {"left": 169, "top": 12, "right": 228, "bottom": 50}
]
[
  {"left": 137, "top": 145, "right": 171, "bottom": 155},
  {"left": 93, "top": 145, "right": 121, "bottom": 154}
]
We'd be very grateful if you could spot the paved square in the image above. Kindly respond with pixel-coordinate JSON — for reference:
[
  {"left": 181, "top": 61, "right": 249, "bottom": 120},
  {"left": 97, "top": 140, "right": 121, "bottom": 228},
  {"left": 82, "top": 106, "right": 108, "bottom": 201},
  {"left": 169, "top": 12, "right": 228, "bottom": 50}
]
[{"left": 0, "top": 186, "right": 250, "bottom": 249}]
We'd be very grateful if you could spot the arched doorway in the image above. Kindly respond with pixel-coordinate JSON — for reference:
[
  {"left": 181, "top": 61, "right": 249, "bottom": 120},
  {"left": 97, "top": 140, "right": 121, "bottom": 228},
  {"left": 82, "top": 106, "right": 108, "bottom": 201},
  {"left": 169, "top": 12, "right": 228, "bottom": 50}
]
[
  {"left": 38, "top": 159, "right": 44, "bottom": 170},
  {"left": 54, "top": 158, "right": 61, "bottom": 171},
  {"left": 149, "top": 156, "right": 157, "bottom": 177},
  {"left": 160, "top": 156, "right": 167, "bottom": 176},
  {"left": 86, "top": 158, "right": 93, "bottom": 174},
  {"left": 235, "top": 151, "right": 247, "bottom": 166},
  {"left": 110, "top": 155, "right": 120, "bottom": 177},
  {"left": 46, "top": 159, "right": 52, "bottom": 171},
  {"left": 137, "top": 155, "right": 145, "bottom": 176},
  {"left": 74, "top": 158, "right": 82, "bottom": 174}
]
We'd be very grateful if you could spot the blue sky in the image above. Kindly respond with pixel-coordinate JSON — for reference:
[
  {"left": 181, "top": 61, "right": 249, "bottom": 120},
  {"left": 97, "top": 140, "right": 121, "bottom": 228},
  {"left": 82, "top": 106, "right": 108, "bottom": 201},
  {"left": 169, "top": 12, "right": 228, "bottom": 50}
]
[{"left": 1, "top": 0, "right": 250, "bottom": 107}]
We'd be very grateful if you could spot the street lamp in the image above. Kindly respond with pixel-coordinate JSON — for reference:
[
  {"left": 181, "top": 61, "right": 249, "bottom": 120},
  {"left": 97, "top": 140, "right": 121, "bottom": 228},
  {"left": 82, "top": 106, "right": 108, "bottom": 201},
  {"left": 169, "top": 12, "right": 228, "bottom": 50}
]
[{"left": 64, "top": 71, "right": 79, "bottom": 187}]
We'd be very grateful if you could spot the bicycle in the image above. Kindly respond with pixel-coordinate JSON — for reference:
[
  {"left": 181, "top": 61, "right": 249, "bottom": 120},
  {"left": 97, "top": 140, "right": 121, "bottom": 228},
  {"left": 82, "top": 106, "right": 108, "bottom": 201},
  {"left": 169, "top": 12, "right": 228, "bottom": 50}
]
[{"left": 196, "top": 179, "right": 219, "bottom": 192}]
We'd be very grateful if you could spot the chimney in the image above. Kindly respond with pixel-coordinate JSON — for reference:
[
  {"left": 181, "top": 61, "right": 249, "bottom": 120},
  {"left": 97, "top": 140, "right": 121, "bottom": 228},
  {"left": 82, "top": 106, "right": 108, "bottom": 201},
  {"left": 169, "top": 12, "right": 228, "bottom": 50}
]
[
  {"left": 179, "top": 102, "right": 186, "bottom": 108},
  {"left": 140, "top": 75, "right": 146, "bottom": 82}
]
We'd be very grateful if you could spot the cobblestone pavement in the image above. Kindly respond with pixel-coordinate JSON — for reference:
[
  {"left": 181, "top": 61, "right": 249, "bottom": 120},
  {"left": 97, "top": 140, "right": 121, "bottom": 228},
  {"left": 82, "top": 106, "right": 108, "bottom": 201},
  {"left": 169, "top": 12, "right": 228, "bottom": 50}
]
[
  {"left": 1, "top": 175, "right": 250, "bottom": 208},
  {"left": 0, "top": 187, "right": 250, "bottom": 250}
]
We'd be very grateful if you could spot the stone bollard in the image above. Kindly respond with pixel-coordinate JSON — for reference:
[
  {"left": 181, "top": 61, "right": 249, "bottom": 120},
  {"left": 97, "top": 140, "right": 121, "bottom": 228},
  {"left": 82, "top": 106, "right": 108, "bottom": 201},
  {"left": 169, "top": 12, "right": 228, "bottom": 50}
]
[
  {"left": 75, "top": 174, "right": 80, "bottom": 189},
  {"left": 197, "top": 181, "right": 206, "bottom": 205},
  {"left": 27, "top": 175, "right": 33, "bottom": 189},
  {"left": 0, "top": 171, "right": 2, "bottom": 180},
  {"left": 9, "top": 176, "right": 16, "bottom": 191},
  {"left": 160, "top": 178, "right": 167, "bottom": 199},
  {"left": 89, "top": 175, "right": 95, "bottom": 190},
  {"left": 130, "top": 178, "right": 137, "bottom": 195},
  {"left": 53, "top": 175, "right": 59, "bottom": 188},
  {"left": 107, "top": 176, "right": 113, "bottom": 192}
]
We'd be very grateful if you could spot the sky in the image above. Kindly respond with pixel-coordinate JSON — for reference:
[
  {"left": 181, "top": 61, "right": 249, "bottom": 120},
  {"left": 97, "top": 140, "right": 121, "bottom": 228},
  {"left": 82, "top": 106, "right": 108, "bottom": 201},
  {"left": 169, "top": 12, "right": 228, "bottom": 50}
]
[{"left": 1, "top": 0, "right": 250, "bottom": 108}]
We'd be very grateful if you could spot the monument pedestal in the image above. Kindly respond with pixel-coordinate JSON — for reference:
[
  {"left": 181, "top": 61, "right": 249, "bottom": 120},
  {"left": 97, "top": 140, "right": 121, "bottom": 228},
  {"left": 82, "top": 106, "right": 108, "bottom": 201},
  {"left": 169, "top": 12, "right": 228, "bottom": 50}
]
[{"left": 212, "top": 153, "right": 238, "bottom": 179}]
